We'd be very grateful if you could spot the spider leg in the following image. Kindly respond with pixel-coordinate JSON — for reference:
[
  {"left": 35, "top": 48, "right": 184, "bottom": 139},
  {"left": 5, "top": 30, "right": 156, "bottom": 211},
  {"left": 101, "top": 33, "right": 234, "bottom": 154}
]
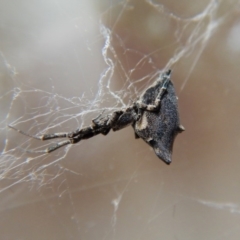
[
  {"left": 8, "top": 125, "right": 71, "bottom": 141},
  {"left": 39, "top": 110, "right": 128, "bottom": 153},
  {"left": 92, "top": 110, "right": 124, "bottom": 135},
  {"left": 8, "top": 125, "right": 43, "bottom": 140},
  {"left": 8, "top": 110, "right": 128, "bottom": 153},
  {"left": 8, "top": 125, "right": 71, "bottom": 153},
  {"left": 43, "top": 140, "right": 72, "bottom": 153},
  {"left": 134, "top": 70, "right": 171, "bottom": 120},
  {"left": 8, "top": 111, "right": 113, "bottom": 142},
  {"left": 46, "top": 125, "right": 110, "bottom": 153}
]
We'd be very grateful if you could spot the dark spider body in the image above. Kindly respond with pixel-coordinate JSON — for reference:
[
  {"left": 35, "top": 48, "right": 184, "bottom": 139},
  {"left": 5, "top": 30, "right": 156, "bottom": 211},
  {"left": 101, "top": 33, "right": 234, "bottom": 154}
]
[
  {"left": 9, "top": 70, "right": 184, "bottom": 165},
  {"left": 133, "top": 77, "right": 184, "bottom": 164}
]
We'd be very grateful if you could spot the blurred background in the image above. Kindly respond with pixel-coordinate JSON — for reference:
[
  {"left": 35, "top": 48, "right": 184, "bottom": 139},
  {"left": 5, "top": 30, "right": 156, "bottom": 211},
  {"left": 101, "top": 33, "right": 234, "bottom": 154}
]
[{"left": 1, "top": 0, "right": 240, "bottom": 239}]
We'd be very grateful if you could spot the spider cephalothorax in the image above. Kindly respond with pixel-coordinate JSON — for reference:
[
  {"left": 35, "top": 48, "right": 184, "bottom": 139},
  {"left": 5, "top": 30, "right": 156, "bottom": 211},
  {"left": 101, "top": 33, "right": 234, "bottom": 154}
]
[{"left": 9, "top": 70, "right": 184, "bottom": 164}]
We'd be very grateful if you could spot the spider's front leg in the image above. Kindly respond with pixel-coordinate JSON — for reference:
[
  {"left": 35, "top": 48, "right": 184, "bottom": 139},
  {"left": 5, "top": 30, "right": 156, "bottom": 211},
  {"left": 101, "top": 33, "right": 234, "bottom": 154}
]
[
  {"left": 8, "top": 110, "right": 126, "bottom": 153},
  {"left": 39, "top": 124, "right": 109, "bottom": 153},
  {"left": 46, "top": 110, "right": 130, "bottom": 152}
]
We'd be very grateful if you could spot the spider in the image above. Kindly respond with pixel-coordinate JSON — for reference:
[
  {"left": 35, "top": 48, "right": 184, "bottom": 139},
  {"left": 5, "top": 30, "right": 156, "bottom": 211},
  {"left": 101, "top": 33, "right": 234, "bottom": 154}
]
[{"left": 9, "top": 70, "right": 184, "bottom": 164}]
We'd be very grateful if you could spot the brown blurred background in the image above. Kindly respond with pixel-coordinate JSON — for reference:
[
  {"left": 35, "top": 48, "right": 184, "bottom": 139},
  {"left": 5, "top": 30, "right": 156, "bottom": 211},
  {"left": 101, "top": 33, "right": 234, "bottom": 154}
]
[{"left": 1, "top": 0, "right": 240, "bottom": 239}]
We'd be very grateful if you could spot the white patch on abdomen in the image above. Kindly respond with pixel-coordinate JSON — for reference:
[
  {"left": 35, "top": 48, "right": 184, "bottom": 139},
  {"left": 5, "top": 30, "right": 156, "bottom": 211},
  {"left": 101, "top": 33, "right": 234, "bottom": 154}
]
[{"left": 135, "top": 112, "right": 148, "bottom": 130}]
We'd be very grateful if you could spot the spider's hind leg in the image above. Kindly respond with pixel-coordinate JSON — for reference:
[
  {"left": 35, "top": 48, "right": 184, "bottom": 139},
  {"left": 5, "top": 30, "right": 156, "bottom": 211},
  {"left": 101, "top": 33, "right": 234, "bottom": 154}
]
[{"left": 135, "top": 70, "right": 171, "bottom": 114}]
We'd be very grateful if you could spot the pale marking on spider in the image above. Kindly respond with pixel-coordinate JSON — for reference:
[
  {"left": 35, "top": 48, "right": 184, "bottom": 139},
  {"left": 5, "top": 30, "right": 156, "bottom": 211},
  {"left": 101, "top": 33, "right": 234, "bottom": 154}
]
[
  {"left": 135, "top": 112, "right": 148, "bottom": 130},
  {"left": 9, "top": 70, "right": 184, "bottom": 165}
]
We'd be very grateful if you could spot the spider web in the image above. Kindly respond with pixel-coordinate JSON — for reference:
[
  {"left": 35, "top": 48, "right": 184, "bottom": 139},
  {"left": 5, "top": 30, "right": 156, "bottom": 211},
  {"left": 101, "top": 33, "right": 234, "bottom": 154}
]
[{"left": 1, "top": 0, "right": 240, "bottom": 239}]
